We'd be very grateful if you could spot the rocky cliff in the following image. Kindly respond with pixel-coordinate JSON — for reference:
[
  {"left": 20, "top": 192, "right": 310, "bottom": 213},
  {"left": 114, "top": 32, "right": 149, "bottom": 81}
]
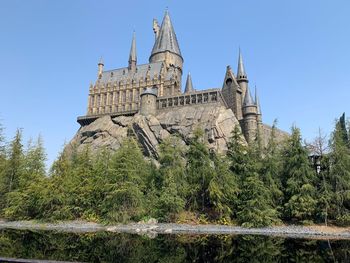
[
  {"left": 68, "top": 104, "right": 288, "bottom": 158},
  {"left": 68, "top": 104, "right": 244, "bottom": 158}
]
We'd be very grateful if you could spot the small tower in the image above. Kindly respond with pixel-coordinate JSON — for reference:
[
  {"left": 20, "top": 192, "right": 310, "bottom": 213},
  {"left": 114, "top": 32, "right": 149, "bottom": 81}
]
[
  {"left": 243, "top": 86, "right": 258, "bottom": 144},
  {"left": 237, "top": 49, "right": 248, "bottom": 104},
  {"left": 184, "top": 72, "right": 194, "bottom": 93},
  {"left": 140, "top": 87, "right": 158, "bottom": 116},
  {"left": 255, "top": 87, "right": 263, "bottom": 136},
  {"left": 128, "top": 32, "right": 137, "bottom": 72},
  {"left": 97, "top": 57, "right": 104, "bottom": 79},
  {"left": 149, "top": 10, "right": 183, "bottom": 74}
]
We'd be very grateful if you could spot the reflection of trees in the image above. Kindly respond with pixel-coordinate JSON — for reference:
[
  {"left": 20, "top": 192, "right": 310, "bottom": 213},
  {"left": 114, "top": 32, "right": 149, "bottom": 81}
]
[{"left": 0, "top": 230, "right": 349, "bottom": 262}]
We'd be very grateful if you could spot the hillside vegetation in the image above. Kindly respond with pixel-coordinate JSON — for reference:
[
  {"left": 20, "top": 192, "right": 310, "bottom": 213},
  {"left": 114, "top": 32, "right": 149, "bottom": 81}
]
[{"left": 0, "top": 115, "right": 349, "bottom": 228}]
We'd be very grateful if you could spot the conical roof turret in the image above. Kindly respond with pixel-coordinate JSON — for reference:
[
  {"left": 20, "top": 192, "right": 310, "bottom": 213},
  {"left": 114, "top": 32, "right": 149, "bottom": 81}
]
[
  {"left": 243, "top": 86, "right": 254, "bottom": 107},
  {"left": 237, "top": 49, "right": 247, "bottom": 80},
  {"left": 255, "top": 86, "right": 262, "bottom": 115},
  {"left": 150, "top": 10, "right": 182, "bottom": 59},
  {"left": 128, "top": 32, "right": 137, "bottom": 70},
  {"left": 184, "top": 72, "right": 194, "bottom": 93}
]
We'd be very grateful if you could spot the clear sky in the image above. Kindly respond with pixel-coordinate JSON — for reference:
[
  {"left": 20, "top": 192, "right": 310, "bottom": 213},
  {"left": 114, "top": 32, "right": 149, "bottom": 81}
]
[{"left": 0, "top": 0, "right": 349, "bottom": 168}]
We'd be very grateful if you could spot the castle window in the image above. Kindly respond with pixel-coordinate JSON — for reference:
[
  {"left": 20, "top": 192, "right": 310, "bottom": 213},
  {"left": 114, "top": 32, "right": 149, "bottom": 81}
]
[
  {"left": 185, "top": 96, "right": 190, "bottom": 104},
  {"left": 191, "top": 95, "right": 196, "bottom": 104},
  {"left": 180, "top": 97, "right": 184, "bottom": 105},
  {"left": 204, "top": 94, "right": 208, "bottom": 103},
  {"left": 198, "top": 94, "right": 202, "bottom": 103},
  {"left": 226, "top": 78, "right": 232, "bottom": 86}
]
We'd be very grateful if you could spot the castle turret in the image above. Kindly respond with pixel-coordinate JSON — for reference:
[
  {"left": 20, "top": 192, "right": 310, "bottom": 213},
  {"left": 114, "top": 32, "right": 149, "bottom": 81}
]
[
  {"left": 97, "top": 57, "right": 104, "bottom": 79},
  {"left": 243, "top": 86, "right": 258, "bottom": 144},
  {"left": 128, "top": 32, "right": 137, "bottom": 72},
  {"left": 140, "top": 87, "right": 158, "bottom": 116},
  {"left": 255, "top": 87, "right": 263, "bottom": 139},
  {"left": 237, "top": 49, "right": 248, "bottom": 104},
  {"left": 184, "top": 72, "right": 194, "bottom": 93},
  {"left": 149, "top": 11, "right": 183, "bottom": 74}
]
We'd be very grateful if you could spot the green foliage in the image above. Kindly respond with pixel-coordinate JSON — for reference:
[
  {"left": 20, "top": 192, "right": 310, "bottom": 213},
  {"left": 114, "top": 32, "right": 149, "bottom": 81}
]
[
  {"left": 281, "top": 127, "right": 317, "bottom": 222},
  {"left": 1, "top": 115, "right": 350, "bottom": 227},
  {"left": 101, "top": 138, "right": 150, "bottom": 222},
  {"left": 328, "top": 114, "right": 350, "bottom": 223},
  {"left": 186, "top": 128, "right": 214, "bottom": 212},
  {"left": 208, "top": 153, "right": 239, "bottom": 219}
]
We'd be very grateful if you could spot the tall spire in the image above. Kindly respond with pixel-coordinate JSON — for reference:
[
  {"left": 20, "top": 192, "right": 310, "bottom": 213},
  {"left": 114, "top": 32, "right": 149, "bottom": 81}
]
[
  {"left": 237, "top": 48, "right": 247, "bottom": 80},
  {"left": 255, "top": 86, "right": 262, "bottom": 115},
  {"left": 150, "top": 10, "right": 182, "bottom": 59},
  {"left": 128, "top": 31, "right": 137, "bottom": 71},
  {"left": 243, "top": 86, "right": 254, "bottom": 106},
  {"left": 184, "top": 72, "right": 194, "bottom": 93}
]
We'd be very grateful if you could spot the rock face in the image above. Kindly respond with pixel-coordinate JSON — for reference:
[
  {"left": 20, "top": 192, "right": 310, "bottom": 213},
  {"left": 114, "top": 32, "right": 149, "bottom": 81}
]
[{"left": 68, "top": 104, "right": 243, "bottom": 158}]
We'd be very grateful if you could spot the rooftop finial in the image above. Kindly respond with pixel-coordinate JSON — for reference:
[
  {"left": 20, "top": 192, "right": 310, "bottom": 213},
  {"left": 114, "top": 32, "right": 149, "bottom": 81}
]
[{"left": 98, "top": 56, "right": 104, "bottom": 65}]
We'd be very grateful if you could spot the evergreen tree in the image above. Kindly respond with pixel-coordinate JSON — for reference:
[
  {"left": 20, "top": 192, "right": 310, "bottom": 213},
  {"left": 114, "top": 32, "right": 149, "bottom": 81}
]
[
  {"left": 186, "top": 128, "right": 214, "bottom": 212},
  {"left": 0, "top": 129, "right": 24, "bottom": 213},
  {"left": 228, "top": 126, "right": 279, "bottom": 227},
  {"left": 155, "top": 136, "right": 187, "bottom": 221},
  {"left": 236, "top": 149, "right": 280, "bottom": 227},
  {"left": 328, "top": 114, "right": 350, "bottom": 225},
  {"left": 261, "top": 122, "right": 284, "bottom": 211},
  {"left": 3, "top": 136, "right": 47, "bottom": 219},
  {"left": 227, "top": 126, "right": 248, "bottom": 180},
  {"left": 208, "top": 153, "right": 239, "bottom": 220},
  {"left": 102, "top": 138, "right": 150, "bottom": 222},
  {"left": 281, "top": 127, "right": 317, "bottom": 223}
]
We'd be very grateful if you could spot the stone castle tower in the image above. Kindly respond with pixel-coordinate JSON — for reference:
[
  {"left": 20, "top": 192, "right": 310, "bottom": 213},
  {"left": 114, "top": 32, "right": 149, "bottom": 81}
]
[{"left": 77, "top": 11, "right": 265, "bottom": 145}]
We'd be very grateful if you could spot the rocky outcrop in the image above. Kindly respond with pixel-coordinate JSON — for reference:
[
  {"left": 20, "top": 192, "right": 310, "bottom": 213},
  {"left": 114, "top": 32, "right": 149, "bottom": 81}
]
[{"left": 68, "top": 104, "right": 243, "bottom": 158}]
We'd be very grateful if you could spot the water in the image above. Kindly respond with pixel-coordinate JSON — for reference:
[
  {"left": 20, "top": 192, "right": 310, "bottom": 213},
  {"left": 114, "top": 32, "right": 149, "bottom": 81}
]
[{"left": 0, "top": 229, "right": 349, "bottom": 262}]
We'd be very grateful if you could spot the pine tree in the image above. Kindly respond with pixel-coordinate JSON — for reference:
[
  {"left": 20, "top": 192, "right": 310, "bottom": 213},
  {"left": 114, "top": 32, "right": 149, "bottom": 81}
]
[
  {"left": 328, "top": 114, "right": 350, "bottom": 225},
  {"left": 261, "top": 122, "right": 284, "bottom": 211},
  {"left": 227, "top": 126, "right": 248, "bottom": 181},
  {"left": 102, "top": 138, "right": 150, "bottom": 222},
  {"left": 0, "top": 129, "right": 24, "bottom": 213},
  {"left": 281, "top": 126, "right": 317, "bottom": 223},
  {"left": 208, "top": 153, "right": 239, "bottom": 220},
  {"left": 155, "top": 136, "right": 187, "bottom": 221},
  {"left": 3, "top": 136, "right": 47, "bottom": 219},
  {"left": 186, "top": 128, "right": 214, "bottom": 212},
  {"left": 236, "top": 147, "right": 280, "bottom": 227}
]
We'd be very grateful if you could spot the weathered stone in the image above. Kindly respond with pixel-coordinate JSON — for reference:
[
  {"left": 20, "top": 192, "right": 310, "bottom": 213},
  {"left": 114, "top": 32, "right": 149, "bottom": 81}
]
[{"left": 67, "top": 104, "right": 248, "bottom": 158}]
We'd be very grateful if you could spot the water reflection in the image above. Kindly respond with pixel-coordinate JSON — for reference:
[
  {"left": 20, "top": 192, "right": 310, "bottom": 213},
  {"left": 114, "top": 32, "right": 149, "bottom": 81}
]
[{"left": 0, "top": 229, "right": 349, "bottom": 262}]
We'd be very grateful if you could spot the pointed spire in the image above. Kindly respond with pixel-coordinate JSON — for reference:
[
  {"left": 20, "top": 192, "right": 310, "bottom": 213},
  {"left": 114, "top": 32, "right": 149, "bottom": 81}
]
[
  {"left": 243, "top": 86, "right": 254, "bottom": 106},
  {"left": 184, "top": 72, "right": 194, "bottom": 93},
  {"left": 151, "top": 10, "right": 182, "bottom": 58},
  {"left": 255, "top": 86, "right": 262, "bottom": 115},
  {"left": 128, "top": 31, "right": 137, "bottom": 71},
  {"left": 237, "top": 48, "right": 247, "bottom": 80}
]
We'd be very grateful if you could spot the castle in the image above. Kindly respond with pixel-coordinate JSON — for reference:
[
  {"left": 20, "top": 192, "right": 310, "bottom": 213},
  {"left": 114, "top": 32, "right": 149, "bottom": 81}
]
[{"left": 77, "top": 11, "right": 267, "bottom": 145}]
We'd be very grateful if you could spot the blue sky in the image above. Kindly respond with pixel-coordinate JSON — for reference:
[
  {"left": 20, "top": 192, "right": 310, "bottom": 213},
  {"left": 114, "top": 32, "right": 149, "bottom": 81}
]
[{"left": 1, "top": 0, "right": 349, "bottom": 167}]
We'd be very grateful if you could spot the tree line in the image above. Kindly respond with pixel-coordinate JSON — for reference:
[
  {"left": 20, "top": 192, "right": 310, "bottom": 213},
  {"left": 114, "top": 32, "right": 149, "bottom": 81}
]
[{"left": 0, "top": 114, "right": 349, "bottom": 227}]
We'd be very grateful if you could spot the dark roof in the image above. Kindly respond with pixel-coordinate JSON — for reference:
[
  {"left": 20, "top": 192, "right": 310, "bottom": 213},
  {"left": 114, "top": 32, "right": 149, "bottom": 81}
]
[
  {"left": 243, "top": 86, "right": 254, "bottom": 106},
  {"left": 184, "top": 72, "right": 194, "bottom": 93},
  {"left": 151, "top": 11, "right": 182, "bottom": 58},
  {"left": 98, "top": 61, "right": 175, "bottom": 84}
]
